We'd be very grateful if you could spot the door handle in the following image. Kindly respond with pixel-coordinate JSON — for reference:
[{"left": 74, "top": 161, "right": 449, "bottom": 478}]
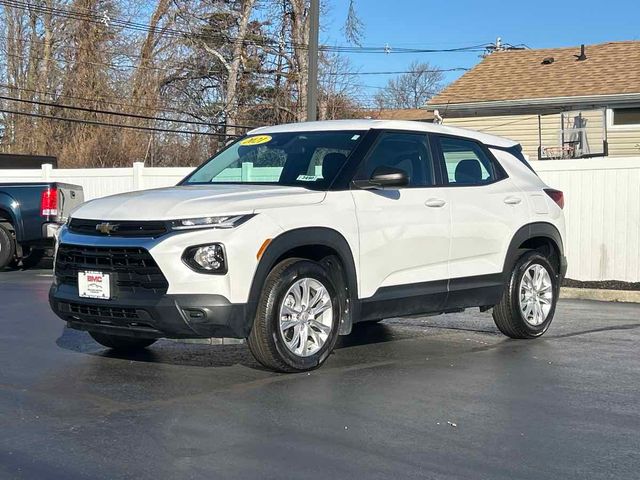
[
  {"left": 425, "top": 198, "right": 446, "bottom": 208},
  {"left": 504, "top": 196, "right": 522, "bottom": 205}
]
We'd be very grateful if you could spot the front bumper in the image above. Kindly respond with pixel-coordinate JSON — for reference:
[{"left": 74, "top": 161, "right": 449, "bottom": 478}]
[{"left": 49, "top": 283, "right": 252, "bottom": 339}]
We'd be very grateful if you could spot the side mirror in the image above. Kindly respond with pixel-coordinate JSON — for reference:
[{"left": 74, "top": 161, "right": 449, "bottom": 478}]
[{"left": 353, "top": 166, "right": 409, "bottom": 189}]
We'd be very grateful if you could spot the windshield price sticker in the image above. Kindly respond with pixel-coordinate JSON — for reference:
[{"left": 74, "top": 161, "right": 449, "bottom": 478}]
[
  {"left": 296, "top": 175, "right": 320, "bottom": 182},
  {"left": 239, "top": 135, "right": 272, "bottom": 146}
]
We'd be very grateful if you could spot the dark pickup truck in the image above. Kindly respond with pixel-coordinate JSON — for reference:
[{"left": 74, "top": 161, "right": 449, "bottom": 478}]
[{"left": 0, "top": 183, "right": 84, "bottom": 269}]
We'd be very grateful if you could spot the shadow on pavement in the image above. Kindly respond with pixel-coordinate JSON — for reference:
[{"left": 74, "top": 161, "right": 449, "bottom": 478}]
[
  {"left": 336, "top": 322, "right": 396, "bottom": 348},
  {"left": 55, "top": 321, "right": 400, "bottom": 370},
  {"left": 56, "top": 327, "right": 261, "bottom": 369},
  {"left": 0, "top": 257, "right": 53, "bottom": 272}
]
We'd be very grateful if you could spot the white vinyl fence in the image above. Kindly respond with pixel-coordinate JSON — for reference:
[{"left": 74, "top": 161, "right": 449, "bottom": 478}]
[
  {"left": 2, "top": 157, "right": 640, "bottom": 283},
  {"left": 1, "top": 162, "right": 194, "bottom": 199},
  {"left": 535, "top": 157, "right": 640, "bottom": 284}
]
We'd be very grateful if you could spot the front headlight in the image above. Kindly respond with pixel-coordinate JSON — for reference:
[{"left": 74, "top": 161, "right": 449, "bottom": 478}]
[
  {"left": 182, "top": 243, "right": 227, "bottom": 274},
  {"left": 170, "top": 214, "right": 254, "bottom": 231}
]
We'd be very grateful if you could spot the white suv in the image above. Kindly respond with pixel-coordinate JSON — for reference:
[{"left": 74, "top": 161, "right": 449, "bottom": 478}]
[{"left": 50, "top": 120, "right": 567, "bottom": 372}]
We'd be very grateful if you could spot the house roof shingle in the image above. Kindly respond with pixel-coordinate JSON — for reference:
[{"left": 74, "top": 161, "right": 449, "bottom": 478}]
[
  {"left": 428, "top": 41, "right": 640, "bottom": 107},
  {"left": 367, "top": 108, "right": 434, "bottom": 121}
]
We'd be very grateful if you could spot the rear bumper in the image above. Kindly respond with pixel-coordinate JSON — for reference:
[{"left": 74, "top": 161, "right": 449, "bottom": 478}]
[
  {"left": 49, "top": 283, "right": 252, "bottom": 339},
  {"left": 43, "top": 222, "right": 62, "bottom": 238}
]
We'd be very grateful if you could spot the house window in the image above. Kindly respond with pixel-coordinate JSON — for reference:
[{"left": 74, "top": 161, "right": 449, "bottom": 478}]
[{"left": 612, "top": 108, "right": 640, "bottom": 127}]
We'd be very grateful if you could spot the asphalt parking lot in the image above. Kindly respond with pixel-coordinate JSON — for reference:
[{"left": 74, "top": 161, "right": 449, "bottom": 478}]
[{"left": 1, "top": 268, "right": 639, "bottom": 480}]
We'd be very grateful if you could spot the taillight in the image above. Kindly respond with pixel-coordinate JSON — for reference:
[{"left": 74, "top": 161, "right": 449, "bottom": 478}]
[
  {"left": 41, "top": 187, "right": 58, "bottom": 217},
  {"left": 544, "top": 188, "right": 564, "bottom": 209}
]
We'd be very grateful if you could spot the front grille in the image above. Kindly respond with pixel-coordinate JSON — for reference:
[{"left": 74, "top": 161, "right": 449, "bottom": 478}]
[
  {"left": 58, "top": 301, "right": 158, "bottom": 332},
  {"left": 67, "top": 302, "right": 140, "bottom": 319},
  {"left": 68, "top": 218, "right": 168, "bottom": 238},
  {"left": 55, "top": 244, "right": 169, "bottom": 294}
]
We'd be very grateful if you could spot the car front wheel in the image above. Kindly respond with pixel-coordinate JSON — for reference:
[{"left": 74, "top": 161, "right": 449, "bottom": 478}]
[
  {"left": 248, "top": 258, "right": 341, "bottom": 373},
  {"left": 493, "top": 251, "right": 559, "bottom": 339}
]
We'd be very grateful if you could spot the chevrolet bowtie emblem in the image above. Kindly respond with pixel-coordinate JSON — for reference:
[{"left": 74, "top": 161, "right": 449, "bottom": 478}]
[{"left": 96, "top": 222, "right": 119, "bottom": 234}]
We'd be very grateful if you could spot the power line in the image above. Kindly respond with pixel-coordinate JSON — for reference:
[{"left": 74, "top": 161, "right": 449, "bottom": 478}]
[
  {"left": 0, "top": 0, "right": 491, "bottom": 55},
  {"left": 0, "top": 94, "right": 256, "bottom": 129},
  {"left": 0, "top": 83, "right": 195, "bottom": 116},
  {"left": 0, "top": 82, "right": 338, "bottom": 118},
  {"left": 319, "top": 44, "right": 489, "bottom": 54},
  {"left": 0, "top": 51, "right": 469, "bottom": 79},
  {"left": 340, "top": 68, "right": 469, "bottom": 76},
  {"left": 0, "top": 0, "right": 305, "bottom": 51},
  {"left": 0, "top": 108, "right": 239, "bottom": 137},
  {"left": 0, "top": 81, "right": 435, "bottom": 116},
  {"left": 9, "top": 0, "right": 490, "bottom": 54},
  {"left": 0, "top": 82, "right": 327, "bottom": 117},
  {"left": 1, "top": 51, "right": 208, "bottom": 75}
]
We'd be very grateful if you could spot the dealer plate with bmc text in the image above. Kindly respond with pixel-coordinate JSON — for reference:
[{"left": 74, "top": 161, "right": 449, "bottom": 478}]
[{"left": 78, "top": 271, "right": 111, "bottom": 300}]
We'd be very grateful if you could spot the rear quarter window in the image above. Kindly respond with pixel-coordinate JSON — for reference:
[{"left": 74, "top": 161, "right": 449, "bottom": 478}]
[
  {"left": 437, "top": 136, "right": 505, "bottom": 186},
  {"left": 505, "top": 145, "right": 537, "bottom": 175}
]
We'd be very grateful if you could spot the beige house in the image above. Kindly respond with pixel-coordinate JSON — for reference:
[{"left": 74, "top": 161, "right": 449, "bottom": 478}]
[
  {"left": 426, "top": 41, "right": 640, "bottom": 160},
  {"left": 364, "top": 108, "right": 434, "bottom": 122}
]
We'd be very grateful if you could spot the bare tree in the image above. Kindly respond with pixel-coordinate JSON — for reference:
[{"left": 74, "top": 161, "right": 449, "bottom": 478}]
[
  {"left": 169, "top": 0, "right": 259, "bottom": 137},
  {"left": 279, "top": 0, "right": 364, "bottom": 121},
  {"left": 318, "top": 52, "right": 359, "bottom": 120},
  {"left": 374, "top": 61, "right": 444, "bottom": 110},
  {"left": 0, "top": 0, "right": 367, "bottom": 167},
  {"left": 342, "top": 0, "right": 363, "bottom": 46}
]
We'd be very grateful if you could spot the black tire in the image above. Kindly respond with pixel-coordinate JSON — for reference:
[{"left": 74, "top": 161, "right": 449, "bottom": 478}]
[
  {"left": 89, "top": 331, "right": 157, "bottom": 351},
  {"left": 247, "top": 258, "right": 341, "bottom": 373},
  {"left": 493, "top": 251, "right": 559, "bottom": 339},
  {"left": 0, "top": 225, "right": 16, "bottom": 270},
  {"left": 20, "top": 248, "right": 46, "bottom": 269}
]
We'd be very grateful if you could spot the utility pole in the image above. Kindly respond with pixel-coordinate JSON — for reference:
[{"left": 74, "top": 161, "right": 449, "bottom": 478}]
[{"left": 306, "top": 0, "right": 320, "bottom": 122}]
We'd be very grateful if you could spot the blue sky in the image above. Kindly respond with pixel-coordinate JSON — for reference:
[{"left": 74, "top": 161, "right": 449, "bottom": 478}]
[{"left": 324, "top": 0, "right": 640, "bottom": 106}]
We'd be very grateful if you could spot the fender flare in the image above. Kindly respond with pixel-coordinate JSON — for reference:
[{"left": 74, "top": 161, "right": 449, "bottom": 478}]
[
  {"left": 0, "top": 192, "right": 23, "bottom": 240},
  {"left": 246, "top": 227, "right": 358, "bottom": 335},
  {"left": 503, "top": 222, "right": 565, "bottom": 280}
]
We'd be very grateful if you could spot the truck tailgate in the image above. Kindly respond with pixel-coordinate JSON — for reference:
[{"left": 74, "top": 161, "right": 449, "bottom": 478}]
[{"left": 57, "top": 183, "right": 84, "bottom": 221}]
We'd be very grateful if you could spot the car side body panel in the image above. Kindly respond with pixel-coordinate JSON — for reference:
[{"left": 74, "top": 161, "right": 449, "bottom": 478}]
[
  {"left": 446, "top": 177, "right": 530, "bottom": 280},
  {"left": 351, "top": 187, "right": 451, "bottom": 299},
  {"left": 490, "top": 148, "right": 566, "bottom": 241}
]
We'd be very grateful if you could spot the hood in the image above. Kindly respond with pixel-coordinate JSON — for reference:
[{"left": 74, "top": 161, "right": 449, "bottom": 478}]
[{"left": 72, "top": 184, "right": 326, "bottom": 221}]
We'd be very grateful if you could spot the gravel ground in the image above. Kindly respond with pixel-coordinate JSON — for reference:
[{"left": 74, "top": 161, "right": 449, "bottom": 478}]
[{"left": 563, "top": 278, "right": 640, "bottom": 291}]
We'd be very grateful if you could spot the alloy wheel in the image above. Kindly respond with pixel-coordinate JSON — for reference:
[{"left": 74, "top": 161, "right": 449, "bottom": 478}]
[
  {"left": 518, "top": 263, "right": 553, "bottom": 326},
  {"left": 278, "top": 277, "right": 334, "bottom": 357}
]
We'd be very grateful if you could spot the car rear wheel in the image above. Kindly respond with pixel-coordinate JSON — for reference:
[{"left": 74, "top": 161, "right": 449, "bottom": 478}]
[
  {"left": 493, "top": 251, "right": 558, "bottom": 339},
  {"left": 89, "top": 332, "right": 157, "bottom": 351},
  {"left": 248, "top": 258, "right": 341, "bottom": 373},
  {"left": 0, "top": 225, "right": 16, "bottom": 270}
]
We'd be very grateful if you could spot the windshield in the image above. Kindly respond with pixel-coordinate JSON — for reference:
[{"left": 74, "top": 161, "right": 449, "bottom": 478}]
[{"left": 183, "top": 130, "right": 364, "bottom": 190}]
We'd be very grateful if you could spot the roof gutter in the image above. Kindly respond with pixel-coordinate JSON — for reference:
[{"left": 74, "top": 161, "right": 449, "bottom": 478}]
[{"left": 425, "top": 93, "right": 640, "bottom": 116}]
